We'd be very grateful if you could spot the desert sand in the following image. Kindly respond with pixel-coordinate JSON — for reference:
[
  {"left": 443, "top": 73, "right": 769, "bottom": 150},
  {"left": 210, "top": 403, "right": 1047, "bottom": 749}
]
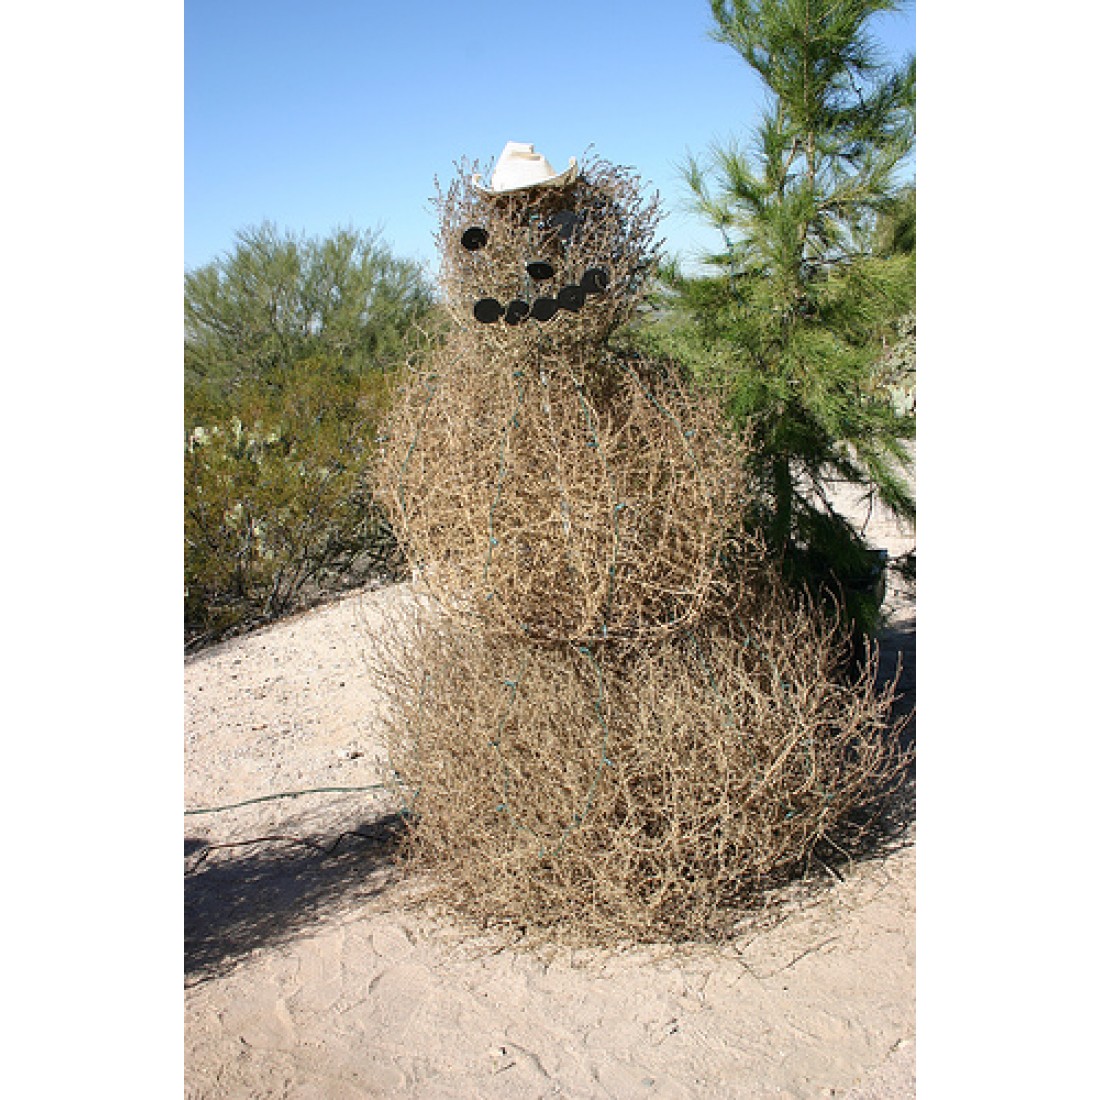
[{"left": 185, "top": 482, "right": 915, "bottom": 1099}]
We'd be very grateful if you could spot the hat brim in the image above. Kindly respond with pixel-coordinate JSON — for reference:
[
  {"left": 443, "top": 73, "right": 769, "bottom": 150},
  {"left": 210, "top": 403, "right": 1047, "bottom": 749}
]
[{"left": 472, "top": 158, "right": 579, "bottom": 197}]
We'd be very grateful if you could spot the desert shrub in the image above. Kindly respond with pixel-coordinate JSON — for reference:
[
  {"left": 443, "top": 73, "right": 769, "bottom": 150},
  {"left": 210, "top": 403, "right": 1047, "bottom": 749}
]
[
  {"left": 184, "top": 222, "right": 437, "bottom": 646},
  {"left": 185, "top": 222, "right": 435, "bottom": 395},
  {"left": 184, "top": 359, "right": 401, "bottom": 645}
]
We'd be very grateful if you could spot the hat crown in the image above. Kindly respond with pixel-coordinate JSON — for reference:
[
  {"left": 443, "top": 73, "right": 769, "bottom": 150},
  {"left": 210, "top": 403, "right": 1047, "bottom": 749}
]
[
  {"left": 475, "top": 140, "right": 579, "bottom": 195},
  {"left": 492, "top": 142, "right": 559, "bottom": 190}
]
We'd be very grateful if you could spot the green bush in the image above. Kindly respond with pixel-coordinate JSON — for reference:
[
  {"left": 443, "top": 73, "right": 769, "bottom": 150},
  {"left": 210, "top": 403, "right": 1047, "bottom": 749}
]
[
  {"left": 183, "top": 223, "right": 438, "bottom": 647},
  {"left": 184, "top": 360, "right": 402, "bottom": 646},
  {"left": 185, "top": 222, "right": 434, "bottom": 395}
]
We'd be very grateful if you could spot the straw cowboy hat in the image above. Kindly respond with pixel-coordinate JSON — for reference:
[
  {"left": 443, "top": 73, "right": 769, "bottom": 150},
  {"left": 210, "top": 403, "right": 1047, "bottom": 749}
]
[{"left": 472, "top": 141, "right": 579, "bottom": 196}]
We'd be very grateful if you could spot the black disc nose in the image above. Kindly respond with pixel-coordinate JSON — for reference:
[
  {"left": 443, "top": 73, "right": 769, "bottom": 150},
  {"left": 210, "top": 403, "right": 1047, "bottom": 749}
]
[{"left": 526, "top": 260, "right": 555, "bottom": 282}]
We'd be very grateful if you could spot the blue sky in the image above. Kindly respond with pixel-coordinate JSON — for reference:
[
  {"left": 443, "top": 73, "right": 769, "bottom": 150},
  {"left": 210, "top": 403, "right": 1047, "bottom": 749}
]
[{"left": 185, "top": 0, "right": 915, "bottom": 279}]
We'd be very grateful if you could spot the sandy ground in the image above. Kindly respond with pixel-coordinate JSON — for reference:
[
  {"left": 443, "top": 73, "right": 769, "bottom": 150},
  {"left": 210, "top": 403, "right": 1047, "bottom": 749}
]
[{"left": 185, "top": 483, "right": 915, "bottom": 1100}]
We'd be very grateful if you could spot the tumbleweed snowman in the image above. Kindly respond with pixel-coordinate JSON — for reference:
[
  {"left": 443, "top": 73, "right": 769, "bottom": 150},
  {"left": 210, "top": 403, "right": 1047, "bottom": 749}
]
[{"left": 372, "top": 142, "right": 904, "bottom": 941}]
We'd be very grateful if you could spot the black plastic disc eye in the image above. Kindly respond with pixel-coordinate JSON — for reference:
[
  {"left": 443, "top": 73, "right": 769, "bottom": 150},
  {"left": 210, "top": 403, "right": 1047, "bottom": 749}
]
[
  {"left": 531, "top": 297, "right": 558, "bottom": 322},
  {"left": 548, "top": 210, "right": 581, "bottom": 241},
  {"left": 557, "top": 284, "right": 585, "bottom": 312},
  {"left": 461, "top": 226, "right": 489, "bottom": 251},
  {"left": 504, "top": 299, "right": 530, "bottom": 325},
  {"left": 526, "top": 260, "right": 555, "bottom": 281},
  {"left": 580, "top": 267, "right": 610, "bottom": 294},
  {"left": 473, "top": 297, "right": 504, "bottom": 323}
]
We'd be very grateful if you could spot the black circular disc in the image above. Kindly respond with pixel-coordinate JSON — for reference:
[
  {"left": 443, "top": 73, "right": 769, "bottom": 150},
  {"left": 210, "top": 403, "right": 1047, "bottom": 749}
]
[
  {"left": 504, "top": 299, "right": 530, "bottom": 325},
  {"left": 580, "top": 266, "right": 610, "bottom": 294},
  {"left": 473, "top": 297, "right": 504, "bottom": 323},
  {"left": 461, "top": 226, "right": 489, "bottom": 251},
  {"left": 526, "top": 260, "right": 555, "bottom": 281},
  {"left": 531, "top": 296, "right": 558, "bottom": 322},
  {"left": 548, "top": 210, "right": 581, "bottom": 241},
  {"left": 557, "top": 284, "right": 585, "bottom": 312}
]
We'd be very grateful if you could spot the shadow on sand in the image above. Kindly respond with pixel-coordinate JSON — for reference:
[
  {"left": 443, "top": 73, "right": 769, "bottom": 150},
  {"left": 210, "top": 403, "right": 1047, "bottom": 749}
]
[
  {"left": 877, "top": 612, "right": 916, "bottom": 763},
  {"left": 842, "top": 607, "right": 916, "bottom": 857},
  {"left": 184, "top": 812, "right": 404, "bottom": 986}
]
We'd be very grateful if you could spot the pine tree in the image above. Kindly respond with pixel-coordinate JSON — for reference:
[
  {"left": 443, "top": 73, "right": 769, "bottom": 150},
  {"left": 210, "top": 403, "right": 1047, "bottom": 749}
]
[{"left": 647, "top": 0, "right": 916, "bottom": 636}]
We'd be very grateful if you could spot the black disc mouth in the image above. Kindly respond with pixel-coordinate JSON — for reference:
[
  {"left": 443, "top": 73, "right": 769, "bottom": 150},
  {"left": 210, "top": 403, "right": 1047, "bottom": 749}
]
[
  {"left": 504, "top": 299, "right": 530, "bottom": 325},
  {"left": 531, "top": 296, "right": 558, "bottom": 322},
  {"left": 580, "top": 266, "right": 610, "bottom": 294},
  {"left": 461, "top": 226, "right": 489, "bottom": 251},
  {"left": 525, "top": 260, "right": 555, "bottom": 282},
  {"left": 473, "top": 297, "right": 504, "bottom": 323},
  {"left": 557, "top": 284, "right": 585, "bottom": 312}
]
